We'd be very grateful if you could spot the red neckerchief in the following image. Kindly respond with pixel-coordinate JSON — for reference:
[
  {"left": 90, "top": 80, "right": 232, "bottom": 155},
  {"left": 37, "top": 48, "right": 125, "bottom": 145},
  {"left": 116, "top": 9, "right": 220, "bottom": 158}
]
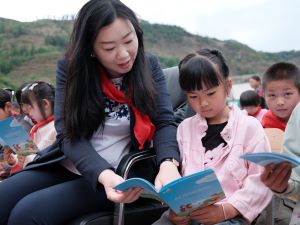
[
  {"left": 29, "top": 115, "right": 55, "bottom": 140},
  {"left": 248, "top": 107, "right": 262, "bottom": 118},
  {"left": 261, "top": 110, "right": 286, "bottom": 131},
  {"left": 99, "top": 69, "right": 155, "bottom": 150}
]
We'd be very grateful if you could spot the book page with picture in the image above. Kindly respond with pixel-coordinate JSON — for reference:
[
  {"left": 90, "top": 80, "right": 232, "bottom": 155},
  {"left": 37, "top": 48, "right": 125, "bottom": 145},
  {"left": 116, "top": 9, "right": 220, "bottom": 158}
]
[{"left": 0, "top": 117, "right": 38, "bottom": 156}]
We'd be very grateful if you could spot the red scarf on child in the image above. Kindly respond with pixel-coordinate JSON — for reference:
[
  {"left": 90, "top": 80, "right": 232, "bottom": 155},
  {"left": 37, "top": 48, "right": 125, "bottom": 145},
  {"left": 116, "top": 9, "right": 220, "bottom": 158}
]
[
  {"left": 29, "top": 115, "right": 55, "bottom": 140},
  {"left": 248, "top": 107, "right": 262, "bottom": 118},
  {"left": 261, "top": 110, "right": 286, "bottom": 131},
  {"left": 99, "top": 69, "right": 155, "bottom": 150}
]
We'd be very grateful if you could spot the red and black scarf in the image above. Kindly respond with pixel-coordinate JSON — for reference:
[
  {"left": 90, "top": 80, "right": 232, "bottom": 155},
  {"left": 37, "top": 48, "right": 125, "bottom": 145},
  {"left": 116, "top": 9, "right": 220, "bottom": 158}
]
[{"left": 99, "top": 69, "right": 155, "bottom": 150}]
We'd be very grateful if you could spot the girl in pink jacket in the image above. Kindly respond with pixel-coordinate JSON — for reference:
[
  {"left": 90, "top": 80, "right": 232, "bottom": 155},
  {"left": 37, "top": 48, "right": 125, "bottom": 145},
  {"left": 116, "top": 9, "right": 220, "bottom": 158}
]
[{"left": 153, "top": 49, "right": 272, "bottom": 225}]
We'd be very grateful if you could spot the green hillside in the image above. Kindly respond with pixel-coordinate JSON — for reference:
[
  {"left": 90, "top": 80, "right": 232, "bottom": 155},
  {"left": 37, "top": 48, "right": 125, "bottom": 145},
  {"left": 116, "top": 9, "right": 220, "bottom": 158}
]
[{"left": 1, "top": 17, "right": 300, "bottom": 89}]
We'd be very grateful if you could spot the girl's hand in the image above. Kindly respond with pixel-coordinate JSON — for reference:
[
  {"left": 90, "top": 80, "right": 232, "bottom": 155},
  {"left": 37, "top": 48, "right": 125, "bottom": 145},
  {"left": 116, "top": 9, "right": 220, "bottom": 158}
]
[
  {"left": 169, "top": 209, "right": 190, "bottom": 225},
  {"left": 155, "top": 161, "right": 181, "bottom": 189},
  {"left": 98, "top": 169, "right": 143, "bottom": 203},
  {"left": 190, "top": 204, "right": 238, "bottom": 225},
  {"left": 261, "top": 162, "right": 292, "bottom": 193}
]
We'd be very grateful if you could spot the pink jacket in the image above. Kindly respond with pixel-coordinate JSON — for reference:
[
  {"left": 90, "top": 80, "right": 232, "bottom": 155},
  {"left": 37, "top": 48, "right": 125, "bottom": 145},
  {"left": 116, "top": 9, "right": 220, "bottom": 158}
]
[{"left": 177, "top": 106, "right": 272, "bottom": 222}]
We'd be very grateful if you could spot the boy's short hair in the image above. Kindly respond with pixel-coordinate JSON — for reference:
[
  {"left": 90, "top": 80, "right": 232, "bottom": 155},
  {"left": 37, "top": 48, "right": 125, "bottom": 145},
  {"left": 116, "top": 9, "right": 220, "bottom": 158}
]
[
  {"left": 0, "top": 89, "right": 11, "bottom": 109},
  {"left": 262, "top": 62, "right": 300, "bottom": 93},
  {"left": 240, "top": 90, "right": 261, "bottom": 108},
  {"left": 250, "top": 75, "right": 261, "bottom": 82}
]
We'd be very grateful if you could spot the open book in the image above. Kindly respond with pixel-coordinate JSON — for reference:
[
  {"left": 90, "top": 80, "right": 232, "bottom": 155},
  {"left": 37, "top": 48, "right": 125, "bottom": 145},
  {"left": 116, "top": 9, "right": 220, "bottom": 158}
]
[
  {"left": 114, "top": 169, "right": 225, "bottom": 216},
  {"left": 241, "top": 152, "right": 300, "bottom": 167},
  {"left": 0, "top": 117, "right": 38, "bottom": 156}
]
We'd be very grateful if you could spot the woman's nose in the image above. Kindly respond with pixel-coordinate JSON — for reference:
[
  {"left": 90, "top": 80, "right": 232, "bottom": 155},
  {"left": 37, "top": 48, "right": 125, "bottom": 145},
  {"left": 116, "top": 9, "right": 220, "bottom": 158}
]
[{"left": 116, "top": 45, "right": 129, "bottom": 60}]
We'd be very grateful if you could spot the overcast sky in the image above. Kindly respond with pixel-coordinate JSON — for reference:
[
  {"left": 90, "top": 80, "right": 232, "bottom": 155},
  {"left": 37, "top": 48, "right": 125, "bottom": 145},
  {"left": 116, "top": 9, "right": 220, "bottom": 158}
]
[{"left": 0, "top": 0, "right": 299, "bottom": 53}]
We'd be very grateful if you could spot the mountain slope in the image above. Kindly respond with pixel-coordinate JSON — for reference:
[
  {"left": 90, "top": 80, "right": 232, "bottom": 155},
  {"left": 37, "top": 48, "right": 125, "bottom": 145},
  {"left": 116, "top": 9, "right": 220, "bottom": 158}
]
[{"left": 0, "top": 18, "right": 299, "bottom": 88}]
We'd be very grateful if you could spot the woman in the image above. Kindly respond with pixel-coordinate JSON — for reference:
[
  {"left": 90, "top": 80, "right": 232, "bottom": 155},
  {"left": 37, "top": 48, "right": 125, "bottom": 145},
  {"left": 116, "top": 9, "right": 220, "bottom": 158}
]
[{"left": 0, "top": 0, "right": 180, "bottom": 224}]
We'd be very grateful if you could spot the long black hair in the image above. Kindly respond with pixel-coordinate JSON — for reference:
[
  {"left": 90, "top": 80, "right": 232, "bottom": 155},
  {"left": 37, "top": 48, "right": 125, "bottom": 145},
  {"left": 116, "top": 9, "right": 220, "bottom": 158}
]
[{"left": 64, "top": 0, "right": 156, "bottom": 141}]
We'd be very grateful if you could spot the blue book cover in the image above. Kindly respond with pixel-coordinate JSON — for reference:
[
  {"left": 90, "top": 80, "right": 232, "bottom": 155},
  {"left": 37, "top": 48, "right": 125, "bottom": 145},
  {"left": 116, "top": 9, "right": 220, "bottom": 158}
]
[
  {"left": 0, "top": 117, "right": 38, "bottom": 155},
  {"left": 241, "top": 152, "right": 300, "bottom": 167},
  {"left": 114, "top": 169, "right": 225, "bottom": 216}
]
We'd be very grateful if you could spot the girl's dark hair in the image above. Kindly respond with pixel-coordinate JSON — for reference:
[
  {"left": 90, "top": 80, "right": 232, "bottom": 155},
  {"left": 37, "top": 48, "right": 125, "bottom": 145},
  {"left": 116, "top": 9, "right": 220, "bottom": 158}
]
[
  {"left": 21, "top": 81, "right": 55, "bottom": 119},
  {"left": 64, "top": 0, "right": 156, "bottom": 140},
  {"left": 16, "top": 81, "right": 33, "bottom": 105},
  {"left": 239, "top": 90, "right": 261, "bottom": 108},
  {"left": 262, "top": 62, "right": 300, "bottom": 93},
  {"left": 178, "top": 49, "right": 229, "bottom": 91},
  {"left": 0, "top": 89, "right": 11, "bottom": 109}
]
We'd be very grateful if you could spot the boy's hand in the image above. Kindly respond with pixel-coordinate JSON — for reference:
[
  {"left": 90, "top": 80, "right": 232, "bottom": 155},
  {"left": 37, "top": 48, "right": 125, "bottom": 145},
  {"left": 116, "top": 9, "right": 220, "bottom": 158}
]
[
  {"left": 98, "top": 169, "right": 143, "bottom": 203},
  {"left": 169, "top": 209, "right": 190, "bottom": 225},
  {"left": 261, "top": 162, "right": 292, "bottom": 193}
]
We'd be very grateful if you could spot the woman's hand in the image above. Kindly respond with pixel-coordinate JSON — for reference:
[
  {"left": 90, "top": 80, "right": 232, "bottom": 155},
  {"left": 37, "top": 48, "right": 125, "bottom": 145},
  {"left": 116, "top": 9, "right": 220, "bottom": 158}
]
[
  {"left": 169, "top": 209, "right": 190, "bottom": 225},
  {"left": 155, "top": 161, "right": 181, "bottom": 190},
  {"left": 261, "top": 162, "right": 292, "bottom": 193},
  {"left": 98, "top": 169, "right": 143, "bottom": 203}
]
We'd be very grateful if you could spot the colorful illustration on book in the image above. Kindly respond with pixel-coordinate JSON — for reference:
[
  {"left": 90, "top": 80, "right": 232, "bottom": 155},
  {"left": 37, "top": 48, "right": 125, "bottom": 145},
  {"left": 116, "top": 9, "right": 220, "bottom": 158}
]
[
  {"left": 160, "top": 171, "right": 225, "bottom": 216},
  {"left": 114, "top": 169, "right": 225, "bottom": 216},
  {"left": 0, "top": 117, "right": 38, "bottom": 155}
]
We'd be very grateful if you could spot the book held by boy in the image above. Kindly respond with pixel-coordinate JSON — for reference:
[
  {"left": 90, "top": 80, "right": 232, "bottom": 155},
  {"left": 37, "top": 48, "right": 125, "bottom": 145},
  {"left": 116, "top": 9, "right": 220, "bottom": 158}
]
[
  {"left": 241, "top": 152, "right": 300, "bottom": 167},
  {"left": 0, "top": 117, "right": 38, "bottom": 156},
  {"left": 114, "top": 168, "right": 225, "bottom": 216}
]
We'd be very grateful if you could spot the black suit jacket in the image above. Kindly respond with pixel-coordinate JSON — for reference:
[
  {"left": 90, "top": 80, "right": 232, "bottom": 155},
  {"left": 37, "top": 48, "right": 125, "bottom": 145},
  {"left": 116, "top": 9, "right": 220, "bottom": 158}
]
[{"left": 25, "top": 54, "right": 180, "bottom": 190}]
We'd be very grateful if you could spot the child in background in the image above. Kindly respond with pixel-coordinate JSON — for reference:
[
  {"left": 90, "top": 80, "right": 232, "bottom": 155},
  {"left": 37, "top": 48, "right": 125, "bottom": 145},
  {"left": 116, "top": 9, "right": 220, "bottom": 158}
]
[
  {"left": 153, "top": 49, "right": 272, "bottom": 225},
  {"left": 0, "top": 89, "right": 12, "bottom": 120},
  {"left": 240, "top": 90, "right": 267, "bottom": 122},
  {"left": 4, "top": 81, "right": 57, "bottom": 174},
  {"left": 21, "top": 81, "right": 56, "bottom": 150},
  {"left": 249, "top": 75, "right": 267, "bottom": 109},
  {"left": 261, "top": 62, "right": 300, "bottom": 131},
  {"left": 15, "top": 81, "right": 35, "bottom": 131},
  {"left": 249, "top": 75, "right": 263, "bottom": 96},
  {"left": 261, "top": 102, "right": 300, "bottom": 225},
  {"left": 0, "top": 89, "right": 25, "bottom": 176}
]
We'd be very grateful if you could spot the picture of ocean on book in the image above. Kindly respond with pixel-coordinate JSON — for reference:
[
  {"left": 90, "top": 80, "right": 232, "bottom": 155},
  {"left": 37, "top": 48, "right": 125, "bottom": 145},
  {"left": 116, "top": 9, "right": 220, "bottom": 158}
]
[
  {"left": 0, "top": 117, "right": 38, "bottom": 156},
  {"left": 114, "top": 169, "right": 225, "bottom": 216}
]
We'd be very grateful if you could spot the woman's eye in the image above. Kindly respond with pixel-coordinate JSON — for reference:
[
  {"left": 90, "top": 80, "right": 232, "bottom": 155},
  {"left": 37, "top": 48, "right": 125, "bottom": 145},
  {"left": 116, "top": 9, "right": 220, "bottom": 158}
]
[
  {"left": 125, "top": 40, "right": 132, "bottom": 44},
  {"left": 104, "top": 48, "right": 114, "bottom": 51},
  {"left": 188, "top": 95, "right": 197, "bottom": 99}
]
